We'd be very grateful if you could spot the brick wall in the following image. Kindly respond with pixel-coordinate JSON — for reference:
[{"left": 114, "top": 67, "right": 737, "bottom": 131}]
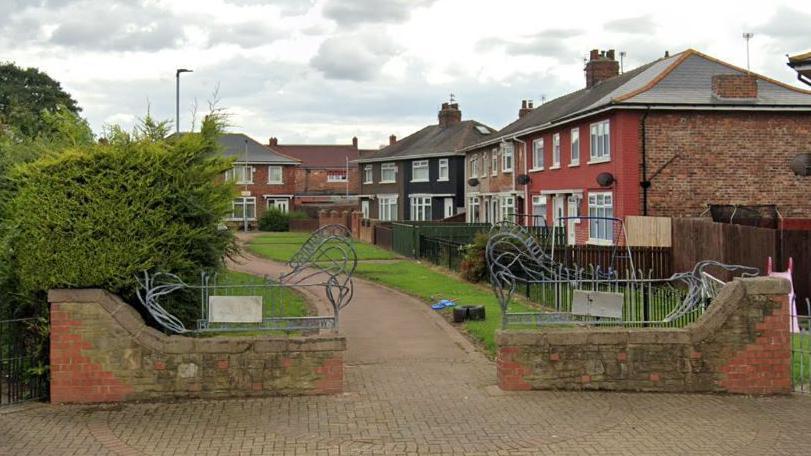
[
  {"left": 497, "top": 277, "right": 791, "bottom": 394},
  {"left": 49, "top": 290, "right": 345, "bottom": 404},
  {"left": 294, "top": 167, "right": 361, "bottom": 195},
  {"left": 645, "top": 111, "right": 811, "bottom": 218},
  {"left": 319, "top": 209, "right": 351, "bottom": 228}
]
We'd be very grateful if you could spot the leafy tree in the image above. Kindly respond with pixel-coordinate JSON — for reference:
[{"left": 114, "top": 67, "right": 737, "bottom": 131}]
[{"left": 0, "top": 63, "right": 81, "bottom": 138}]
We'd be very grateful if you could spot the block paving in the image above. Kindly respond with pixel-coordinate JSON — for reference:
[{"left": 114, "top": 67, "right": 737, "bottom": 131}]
[{"left": 3, "top": 246, "right": 811, "bottom": 455}]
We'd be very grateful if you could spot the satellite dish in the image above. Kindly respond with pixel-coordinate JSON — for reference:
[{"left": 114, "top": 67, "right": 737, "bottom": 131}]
[
  {"left": 790, "top": 153, "right": 811, "bottom": 176},
  {"left": 596, "top": 172, "right": 615, "bottom": 187},
  {"left": 467, "top": 178, "right": 480, "bottom": 187},
  {"left": 516, "top": 174, "right": 531, "bottom": 185}
]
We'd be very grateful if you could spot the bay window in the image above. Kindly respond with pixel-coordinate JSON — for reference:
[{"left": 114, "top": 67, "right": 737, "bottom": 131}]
[
  {"left": 230, "top": 197, "right": 256, "bottom": 220},
  {"left": 378, "top": 196, "right": 398, "bottom": 221},
  {"left": 410, "top": 196, "right": 432, "bottom": 221}
]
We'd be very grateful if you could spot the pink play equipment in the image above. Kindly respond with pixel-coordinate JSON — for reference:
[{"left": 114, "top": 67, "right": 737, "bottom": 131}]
[{"left": 767, "top": 257, "right": 798, "bottom": 332}]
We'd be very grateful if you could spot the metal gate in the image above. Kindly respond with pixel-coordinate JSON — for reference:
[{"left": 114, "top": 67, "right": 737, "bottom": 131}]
[
  {"left": 0, "top": 317, "right": 49, "bottom": 405},
  {"left": 793, "top": 300, "right": 811, "bottom": 392}
]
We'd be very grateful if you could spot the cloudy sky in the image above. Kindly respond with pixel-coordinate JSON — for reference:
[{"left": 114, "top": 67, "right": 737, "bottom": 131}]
[{"left": 2, "top": 0, "right": 809, "bottom": 148}]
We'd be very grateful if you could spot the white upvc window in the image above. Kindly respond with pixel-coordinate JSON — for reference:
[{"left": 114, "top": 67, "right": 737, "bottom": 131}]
[
  {"left": 470, "top": 156, "right": 479, "bottom": 178},
  {"left": 502, "top": 142, "right": 514, "bottom": 172},
  {"left": 588, "top": 192, "right": 614, "bottom": 244},
  {"left": 380, "top": 162, "right": 397, "bottom": 183},
  {"left": 501, "top": 196, "right": 515, "bottom": 222},
  {"left": 589, "top": 120, "right": 610, "bottom": 162},
  {"left": 481, "top": 153, "right": 488, "bottom": 177},
  {"left": 438, "top": 158, "right": 449, "bottom": 181},
  {"left": 412, "top": 160, "right": 429, "bottom": 182},
  {"left": 230, "top": 197, "right": 256, "bottom": 220},
  {"left": 570, "top": 127, "right": 580, "bottom": 166},
  {"left": 363, "top": 165, "right": 373, "bottom": 184},
  {"left": 410, "top": 196, "right": 432, "bottom": 221},
  {"left": 267, "top": 166, "right": 282, "bottom": 184},
  {"left": 225, "top": 164, "right": 253, "bottom": 184},
  {"left": 491, "top": 149, "right": 498, "bottom": 176},
  {"left": 327, "top": 170, "right": 347, "bottom": 182},
  {"left": 468, "top": 196, "right": 480, "bottom": 223},
  {"left": 378, "top": 196, "right": 398, "bottom": 221},
  {"left": 552, "top": 133, "right": 560, "bottom": 168},
  {"left": 531, "top": 138, "right": 544, "bottom": 171},
  {"left": 532, "top": 195, "right": 547, "bottom": 227}
]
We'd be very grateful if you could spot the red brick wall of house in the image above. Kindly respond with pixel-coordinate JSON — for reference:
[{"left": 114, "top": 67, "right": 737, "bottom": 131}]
[
  {"left": 227, "top": 164, "right": 297, "bottom": 221},
  {"left": 644, "top": 111, "right": 811, "bottom": 218},
  {"left": 294, "top": 168, "right": 361, "bottom": 195},
  {"left": 522, "top": 110, "right": 641, "bottom": 241}
]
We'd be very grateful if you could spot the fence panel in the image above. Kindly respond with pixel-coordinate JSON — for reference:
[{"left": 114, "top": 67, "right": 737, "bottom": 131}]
[
  {"left": 391, "top": 222, "right": 490, "bottom": 257},
  {"left": 782, "top": 230, "right": 811, "bottom": 314},
  {"left": 550, "top": 245, "right": 672, "bottom": 279},
  {"left": 288, "top": 218, "right": 319, "bottom": 232},
  {"left": 419, "top": 236, "right": 465, "bottom": 271},
  {"left": 374, "top": 224, "right": 393, "bottom": 250},
  {"left": 1, "top": 317, "right": 49, "bottom": 406}
]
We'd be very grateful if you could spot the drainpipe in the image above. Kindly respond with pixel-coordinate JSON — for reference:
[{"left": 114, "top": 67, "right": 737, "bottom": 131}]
[{"left": 640, "top": 106, "right": 651, "bottom": 216}]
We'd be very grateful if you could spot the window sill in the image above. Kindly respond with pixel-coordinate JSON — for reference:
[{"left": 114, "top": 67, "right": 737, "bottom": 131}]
[
  {"left": 363, "top": 181, "right": 373, "bottom": 185},
  {"left": 549, "top": 165, "right": 561, "bottom": 170},
  {"left": 267, "top": 181, "right": 283, "bottom": 185},
  {"left": 529, "top": 168, "right": 544, "bottom": 173},
  {"left": 226, "top": 218, "right": 257, "bottom": 222},
  {"left": 588, "top": 158, "right": 611, "bottom": 165},
  {"left": 502, "top": 170, "right": 513, "bottom": 174},
  {"left": 587, "top": 238, "right": 614, "bottom": 246},
  {"left": 568, "top": 163, "right": 580, "bottom": 168},
  {"left": 437, "top": 178, "right": 449, "bottom": 182},
  {"left": 379, "top": 180, "right": 396, "bottom": 184},
  {"left": 411, "top": 179, "right": 429, "bottom": 183}
]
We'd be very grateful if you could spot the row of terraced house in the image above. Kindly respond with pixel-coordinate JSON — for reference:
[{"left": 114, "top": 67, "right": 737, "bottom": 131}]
[{"left": 220, "top": 47, "right": 811, "bottom": 245}]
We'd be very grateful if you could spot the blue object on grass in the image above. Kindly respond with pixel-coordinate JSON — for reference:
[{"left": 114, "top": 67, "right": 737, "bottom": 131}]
[{"left": 432, "top": 299, "right": 456, "bottom": 310}]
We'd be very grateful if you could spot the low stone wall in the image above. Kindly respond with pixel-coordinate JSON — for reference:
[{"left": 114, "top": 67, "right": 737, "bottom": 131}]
[
  {"left": 497, "top": 277, "right": 792, "bottom": 394},
  {"left": 49, "top": 289, "right": 346, "bottom": 404}
]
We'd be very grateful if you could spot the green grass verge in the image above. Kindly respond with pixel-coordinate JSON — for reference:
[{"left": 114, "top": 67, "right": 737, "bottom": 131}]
[
  {"left": 793, "top": 333, "right": 811, "bottom": 386},
  {"left": 247, "top": 233, "right": 397, "bottom": 261},
  {"left": 354, "top": 261, "right": 530, "bottom": 353}
]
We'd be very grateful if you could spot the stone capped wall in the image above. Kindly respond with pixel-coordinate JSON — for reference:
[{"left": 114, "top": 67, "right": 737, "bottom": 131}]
[
  {"left": 49, "top": 289, "right": 345, "bottom": 404},
  {"left": 497, "top": 277, "right": 792, "bottom": 394}
]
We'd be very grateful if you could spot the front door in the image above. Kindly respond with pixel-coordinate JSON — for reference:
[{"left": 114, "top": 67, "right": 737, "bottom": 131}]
[
  {"left": 553, "top": 195, "right": 565, "bottom": 227},
  {"left": 567, "top": 196, "right": 579, "bottom": 245},
  {"left": 269, "top": 199, "right": 289, "bottom": 213},
  {"left": 491, "top": 198, "right": 500, "bottom": 223},
  {"left": 361, "top": 200, "right": 370, "bottom": 219},
  {"left": 444, "top": 197, "right": 454, "bottom": 219}
]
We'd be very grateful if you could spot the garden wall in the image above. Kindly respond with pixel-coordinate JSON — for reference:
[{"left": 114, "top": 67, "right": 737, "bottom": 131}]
[
  {"left": 318, "top": 209, "right": 351, "bottom": 229},
  {"left": 49, "top": 289, "right": 345, "bottom": 404},
  {"left": 497, "top": 277, "right": 791, "bottom": 394}
]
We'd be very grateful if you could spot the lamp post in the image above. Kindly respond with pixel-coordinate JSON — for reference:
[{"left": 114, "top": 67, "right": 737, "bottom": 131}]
[{"left": 175, "top": 68, "right": 193, "bottom": 133}]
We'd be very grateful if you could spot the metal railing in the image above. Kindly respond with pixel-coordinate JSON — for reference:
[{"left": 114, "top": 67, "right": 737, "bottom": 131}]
[
  {"left": 793, "top": 300, "right": 811, "bottom": 393},
  {"left": 1, "top": 317, "right": 49, "bottom": 405},
  {"left": 419, "top": 236, "right": 466, "bottom": 271}
]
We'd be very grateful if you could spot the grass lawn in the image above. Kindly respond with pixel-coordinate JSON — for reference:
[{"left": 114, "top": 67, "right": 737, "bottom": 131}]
[
  {"left": 248, "top": 233, "right": 397, "bottom": 262},
  {"left": 793, "top": 332, "right": 811, "bottom": 387}
]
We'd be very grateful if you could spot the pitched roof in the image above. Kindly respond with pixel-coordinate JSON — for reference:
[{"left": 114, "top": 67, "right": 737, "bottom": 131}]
[
  {"left": 270, "top": 144, "right": 359, "bottom": 168},
  {"left": 358, "top": 120, "right": 496, "bottom": 163},
  {"left": 465, "top": 49, "right": 811, "bottom": 151},
  {"left": 218, "top": 133, "right": 299, "bottom": 164}
]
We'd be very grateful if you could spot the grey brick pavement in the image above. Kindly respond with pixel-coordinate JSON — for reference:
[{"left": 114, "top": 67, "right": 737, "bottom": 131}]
[{"left": 3, "top": 247, "right": 811, "bottom": 455}]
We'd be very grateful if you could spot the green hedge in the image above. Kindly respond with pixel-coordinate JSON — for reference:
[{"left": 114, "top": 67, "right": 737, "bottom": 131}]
[
  {"left": 258, "top": 208, "right": 308, "bottom": 232},
  {"left": 0, "top": 115, "right": 237, "bottom": 323}
]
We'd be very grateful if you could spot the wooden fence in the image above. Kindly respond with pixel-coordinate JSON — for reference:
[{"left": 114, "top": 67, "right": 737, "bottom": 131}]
[
  {"left": 781, "top": 229, "right": 811, "bottom": 313},
  {"left": 551, "top": 245, "right": 673, "bottom": 279},
  {"left": 288, "top": 218, "right": 319, "bottom": 232}
]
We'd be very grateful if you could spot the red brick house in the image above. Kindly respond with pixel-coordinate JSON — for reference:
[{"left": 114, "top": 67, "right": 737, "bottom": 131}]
[
  {"left": 462, "top": 48, "right": 811, "bottom": 244},
  {"left": 218, "top": 133, "right": 300, "bottom": 225},
  {"left": 267, "top": 137, "right": 363, "bottom": 211}
]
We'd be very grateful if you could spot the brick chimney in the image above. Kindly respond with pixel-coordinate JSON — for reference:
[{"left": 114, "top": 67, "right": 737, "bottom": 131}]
[
  {"left": 712, "top": 74, "right": 758, "bottom": 99},
  {"left": 585, "top": 49, "right": 619, "bottom": 88},
  {"left": 268, "top": 137, "right": 278, "bottom": 147},
  {"left": 519, "top": 100, "right": 534, "bottom": 118},
  {"left": 389, "top": 134, "right": 397, "bottom": 145},
  {"left": 438, "top": 102, "right": 462, "bottom": 128},
  {"left": 352, "top": 136, "right": 358, "bottom": 148}
]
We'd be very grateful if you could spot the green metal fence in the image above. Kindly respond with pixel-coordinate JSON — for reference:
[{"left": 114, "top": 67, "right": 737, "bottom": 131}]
[{"left": 391, "top": 222, "right": 490, "bottom": 258}]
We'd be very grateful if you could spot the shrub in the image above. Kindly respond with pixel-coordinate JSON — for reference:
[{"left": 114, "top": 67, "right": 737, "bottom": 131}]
[
  {"left": 459, "top": 232, "right": 489, "bottom": 283},
  {"left": 258, "top": 208, "right": 308, "bottom": 231},
  {"left": 0, "top": 114, "right": 237, "bottom": 324}
]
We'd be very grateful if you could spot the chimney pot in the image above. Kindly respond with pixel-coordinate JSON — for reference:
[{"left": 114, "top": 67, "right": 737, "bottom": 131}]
[
  {"left": 584, "top": 48, "right": 620, "bottom": 88},
  {"left": 389, "top": 134, "right": 397, "bottom": 145},
  {"left": 590, "top": 49, "right": 599, "bottom": 60},
  {"left": 438, "top": 102, "right": 462, "bottom": 128},
  {"left": 352, "top": 137, "right": 358, "bottom": 148},
  {"left": 519, "top": 99, "right": 534, "bottom": 119},
  {"left": 268, "top": 137, "right": 278, "bottom": 146},
  {"left": 606, "top": 49, "right": 615, "bottom": 60},
  {"left": 521, "top": 100, "right": 527, "bottom": 109}
]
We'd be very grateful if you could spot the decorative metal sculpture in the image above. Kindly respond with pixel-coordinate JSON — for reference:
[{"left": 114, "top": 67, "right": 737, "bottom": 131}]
[
  {"left": 136, "top": 224, "right": 357, "bottom": 334},
  {"left": 486, "top": 221, "right": 758, "bottom": 328}
]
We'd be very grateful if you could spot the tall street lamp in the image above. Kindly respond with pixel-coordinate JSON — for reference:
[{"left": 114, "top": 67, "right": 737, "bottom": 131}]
[{"left": 175, "top": 68, "right": 193, "bottom": 133}]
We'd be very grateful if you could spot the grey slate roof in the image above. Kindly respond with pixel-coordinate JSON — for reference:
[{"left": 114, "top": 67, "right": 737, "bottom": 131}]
[
  {"left": 357, "top": 120, "right": 496, "bottom": 163},
  {"left": 465, "top": 49, "right": 811, "bottom": 151},
  {"left": 218, "top": 133, "right": 299, "bottom": 164}
]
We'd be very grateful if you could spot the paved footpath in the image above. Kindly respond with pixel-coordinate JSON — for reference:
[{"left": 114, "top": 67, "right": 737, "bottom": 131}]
[{"left": 4, "top": 245, "right": 811, "bottom": 455}]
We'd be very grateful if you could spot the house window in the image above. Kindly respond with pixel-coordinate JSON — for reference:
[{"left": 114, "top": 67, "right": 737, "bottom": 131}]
[
  {"left": 230, "top": 197, "right": 256, "bottom": 220},
  {"left": 532, "top": 195, "right": 547, "bottom": 226},
  {"left": 590, "top": 120, "right": 610, "bottom": 162},
  {"left": 468, "top": 197, "right": 480, "bottom": 223},
  {"left": 501, "top": 196, "right": 515, "bottom": 222},
  {"left": 470, "top": 156, "right": 479, "bottom": 178},
  {"left": 552, "top": 133, "right": 560, "bottom": 168},
  {"left": 381, "top": 162, "right": 397, "bottom": 183},
  {"left": 438, "top": 159, "right": 449, "bottom": 181},
  {"left": 379, "top": 196, "right": 398, "bottom": 221},
  {"left": 267, "top": 198, "right": 288, "bottom": 213},
  {"left": 266, "top": 166, "right": 282, "bottom": 184},
  {"left": 491, "top": 150, "right": 498, "bottom": 176},
  {"left": 588, "top": 192, "right": 614, "bottom": 243},
  {"left": 570, "top": 128, "right": 580, "bottom": 165},
  {"left": 327, "top": 170, "right": 347, "bottom": 182},
  {"left": 532, "top": 138, "right": 544, "bottom": 170},
  {"left": 482, "top": 153, "right": 488, "bottom": 177},
  {"left": 412, "top": 160, "right": 429, "bottom": 182},
  {"left": 361, "top": 200, "right": 370, "bottom": 219},
  {"left": 502, "top": 143, "right": 514, "bottom": 172},
  {"left": 410, "top": 196, "right": 432, "bottom": 221},
  {"left": 225, "top": 165, "right": 253, "bottom": 184},
  {"left": 363, "top": 165, "right": 373, "bottom": 184}
]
